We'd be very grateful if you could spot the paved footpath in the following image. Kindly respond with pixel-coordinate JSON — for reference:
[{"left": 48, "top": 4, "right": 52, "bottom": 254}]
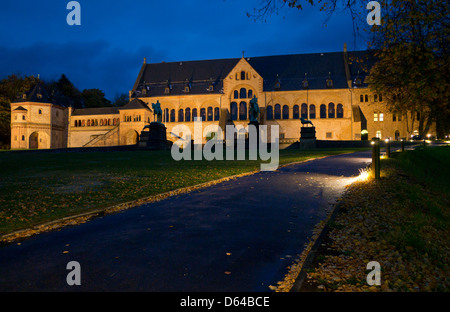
[{"left": 0, "top": 151, "right": 371, "bottom": 291}]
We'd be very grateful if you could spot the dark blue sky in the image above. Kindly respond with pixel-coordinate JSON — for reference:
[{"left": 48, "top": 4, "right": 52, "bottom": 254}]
[{"left": 0, "top": 0, "right": 367, "bottom": 100}]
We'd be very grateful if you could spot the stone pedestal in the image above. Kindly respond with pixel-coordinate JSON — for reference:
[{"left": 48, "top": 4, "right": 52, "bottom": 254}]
[
  {"left": 299, "top": 126, "right": 317, "bottom": 149},
  {"left": 247, "top": 120, "right": 260, "bottom": 149},
  {"left": 139, "top": 122, "right": 168, "bottom": 149}
]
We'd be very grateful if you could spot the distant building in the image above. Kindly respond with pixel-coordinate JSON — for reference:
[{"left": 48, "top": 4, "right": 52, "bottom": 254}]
[{"left": 10, "top": 44, "right": 433, "bottom": 149}]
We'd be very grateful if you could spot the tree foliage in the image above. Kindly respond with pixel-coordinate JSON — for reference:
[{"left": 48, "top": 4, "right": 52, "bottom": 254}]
[
  {"left": 250, "top": 0, "right": 450, "bottom": 137},
  {"left": 366, "top": 0, "right": 450, "bottom": 137}
]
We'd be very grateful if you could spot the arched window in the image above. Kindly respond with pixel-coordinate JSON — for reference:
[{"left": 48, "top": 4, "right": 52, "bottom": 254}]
[
  {"left": 192, "top": 108, "right": 198, "bottom": 121},
  {"left": 234, "top": 90, "right": 239, "bottom": 99},
  {"left": 320, "top": 104, "right": 326, "bottom": 118},
  {"left": 74, "top": 120, "right": 78, "bottom": 127},
  {"left": 207, "top": 106, "right": 213, "bottom": 121},
  {"left": 301, "top": 103, "right": 308, "bottom": 119},
  {"left": 185, "top": 108, "right": 191, "bottom": 122},
  {"left": 274, "top": 104, "right": 281, "bottom": 120},
  {"left": 200, "top": 108, "right": 206, "bottom": 121},
  {"left": 293, "top": 105, "right": 299, "bottom": 119},
  {"left": 240, "top": 88, "right": 247, "bottom": 99},
  {"left": 170, "top": 109, "right": 175, "bottom": 122},
  {"left": 266, "top": 105, "right": 273, "bottom": 120},
  {"left": 164, "top": 108, "right": 169, "bottom": 122},
  {"left": 214, "top": 107, "right": 220, "bottom": 121},
  {"left": 241, "top": 71, "right": 246, "bottom": 80},
  {"left": 310, "top": 104, "right": 316, "bottom": 119},
  {"left": 230, "top": 102, "right": 237, "bottom": 121},
  {"left": 337, "top": 104, "right": 343, "bottom": 118},
  {"left": 100, "top": 119, "right": 103, "bottom": 126},
  {"left": 365, "top": 95, "right": 369, "bottom": 102},
  {"left": 87, "top": 120, "right": 91, "bottom": 126},
  {"left": 282, "top": 105, "right": 289, "bottom": 119},
  {"left": 248, "top": 89, "right": 253, "bottom": 99},
  {"left": 360, "top": 95, "right": 364, "bottom": 102},
  {"left": 239, "top": 102, "right": 247, "bottom": 120},
  {"left": 328, "top": 103, "right": 335, "bottom": 118},
  {"left": 178, "top": 109, "right": 184, "bottom": 122},
  {"left": 82, "top": 120, "right": 85, "bottom": 127}
]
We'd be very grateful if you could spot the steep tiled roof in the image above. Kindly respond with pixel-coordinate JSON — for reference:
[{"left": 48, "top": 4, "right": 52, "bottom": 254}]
[
  {"left": 72, "top": 106, "right": 120, "bottom": 116},
  {"left": 131, "top": 50, "right": 374, "bottom": 97},
  {"left": 118, "top": 98, "right": 151, "bottom": 111}
]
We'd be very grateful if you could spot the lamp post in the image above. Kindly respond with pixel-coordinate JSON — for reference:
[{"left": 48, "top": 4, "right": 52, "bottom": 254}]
[
  {"left": 371, "top": 138, "right": 380, "bottom": 179},
  {"left": 385, "top": 138, "right": 391, "bottom": 158},
  {"left": 401, "top": 139, "right": 404, "bottom": 152}
]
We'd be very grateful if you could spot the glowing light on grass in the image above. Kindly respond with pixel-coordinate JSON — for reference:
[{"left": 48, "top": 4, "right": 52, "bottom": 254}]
[{"left": 355, "top": 167, "right": 370, "bottom": 182}]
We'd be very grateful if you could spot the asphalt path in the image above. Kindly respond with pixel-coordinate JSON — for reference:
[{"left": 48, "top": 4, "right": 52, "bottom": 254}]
[{"left": 0, "top": 150, "right": 372, "bottom": 291}]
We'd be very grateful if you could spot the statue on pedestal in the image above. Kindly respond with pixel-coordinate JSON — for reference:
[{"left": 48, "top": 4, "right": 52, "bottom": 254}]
[
  {"left": 249, "top": 96, "right": 260, "bottom": 122},
  {"left": 300, "top": 116, "right": 314, "bottom": 127},
  {"left": 152, "top": 100, "right": 163, "bottom": 123}
]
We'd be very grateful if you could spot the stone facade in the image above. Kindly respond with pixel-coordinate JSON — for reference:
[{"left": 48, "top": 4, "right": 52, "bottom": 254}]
[{"left": 11, "top": 47, "right": 435, "bottom": 150}]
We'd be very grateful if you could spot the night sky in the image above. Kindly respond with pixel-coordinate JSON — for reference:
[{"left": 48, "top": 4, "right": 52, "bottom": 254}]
[{"left": 0, "top": 0, "right": 367, "bottom": 100}]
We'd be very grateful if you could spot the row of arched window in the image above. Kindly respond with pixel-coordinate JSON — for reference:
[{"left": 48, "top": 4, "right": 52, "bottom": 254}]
[
  {"left": 73, "top": 118, "right": 120, "bottom": 127},
  {"left": 163, "top": 107, "right": 220, "bottom": 122},
  {"left": 360, "top": 94, "right": 383, "bottom": 102},
  {"left": 230, "top": 103, "right": 344, "bottom": 121},
  {"left": 233, "top": 88, "right": 254, "bottom": 99}
]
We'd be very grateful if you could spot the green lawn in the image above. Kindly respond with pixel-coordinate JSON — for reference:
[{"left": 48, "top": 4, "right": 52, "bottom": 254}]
[
  {"left": 0, "top": 147, "right": 366, "bottom": 236},
  {"left": 303, "top": 145, "right": 450, "bottom": 292}
]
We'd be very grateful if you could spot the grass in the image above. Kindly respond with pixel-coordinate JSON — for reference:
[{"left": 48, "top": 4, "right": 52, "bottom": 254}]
[
  {"left": 0, "top": 147, "right": 366, "bottom": 236},
  {"left": 303, "top": 145, "right": 450, "bottom": 292}
]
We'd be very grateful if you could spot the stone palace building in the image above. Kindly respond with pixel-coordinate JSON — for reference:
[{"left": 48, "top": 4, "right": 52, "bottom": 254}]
[{"left": 10, "top": 44, "right": 426, "bottom": 150}]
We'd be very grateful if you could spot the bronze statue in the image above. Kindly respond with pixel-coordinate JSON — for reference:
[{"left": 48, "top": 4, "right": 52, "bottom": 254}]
[
  {"left": 152, "top": 100, "right": 163, "bottom": 123},
  {"left": 249, "top": 96, "right": 260, "bottom": 122},
  {"left": 300, "top": 116, "right": 314, "bottom": 127}
]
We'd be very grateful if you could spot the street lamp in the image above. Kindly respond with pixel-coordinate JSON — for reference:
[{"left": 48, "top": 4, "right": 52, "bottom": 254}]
[
  {"left": 385, "top": 138, "right": 391, "bottom": 158},
  {"left": 371, "top": 138, "right": 380, "bottom": 179}
]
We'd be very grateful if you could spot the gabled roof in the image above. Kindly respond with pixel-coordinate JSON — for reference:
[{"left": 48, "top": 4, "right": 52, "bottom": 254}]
[
  {"left": 132, "top": 58, "right": 240, "bottom": 97},
  {"left": 131, "top": 50, "right": 375, "bottom": 97},
  {"left": 118, "top": 98, "right": 151, "bottom": 111},
  {"left": 13, "top": 106, "right": 28, "bottom": 111}
]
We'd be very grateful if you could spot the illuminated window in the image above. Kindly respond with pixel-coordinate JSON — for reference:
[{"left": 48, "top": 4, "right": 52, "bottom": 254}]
[
  {"left": 200, "top": 108, "right": 206, "bottom": 121},
  {"left": 240, "top": 88, "right": 247, "bottom": 99},
  {"left": 376, "top": 131, "right": 381, "bottom": 139},
  {"left": 320, "top": 104, "right": 326, "bottom": 119},
  {"left": 282, "top": 105, "right": 289, "bottom": 119},
  {"left": 379, "top": 113, "right": 384, "bottom": 121},
  {"left": 337, "top": 104, "right": 343, "bottom": 118},
  {"left": 266, "top": 106, "right": 273, "bottom": 120},
  {"left": 293, "top": 105, "right": 299, "bottom": 119},
  {"left": 239, "top": 102, "right": 247, "bottom": 120},
  {"left": 301, "top": 104, "right": 308, "bottom": 119},
  {"left": 207, "top": 107, "right": 213, "bottom": 121},
  {"left": 374, "top": 113, "right": 378, "bottom": 122},
  {"left": 309, "top": 105, "right": 316, "bottom": 119},
  {"left": 328, "top": 103, "right": 335, "bottom": 118},
  {"left": 274, "top": 104, "right": 281, "bottom": 120},
  {"left": 230, "top": 103, "right": 237, "bottom": 121}
]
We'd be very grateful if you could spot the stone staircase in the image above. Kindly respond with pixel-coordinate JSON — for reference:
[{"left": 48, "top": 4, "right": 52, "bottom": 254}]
[{"left": 83, "top": 125, "right": 120, "bottom": 147}]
